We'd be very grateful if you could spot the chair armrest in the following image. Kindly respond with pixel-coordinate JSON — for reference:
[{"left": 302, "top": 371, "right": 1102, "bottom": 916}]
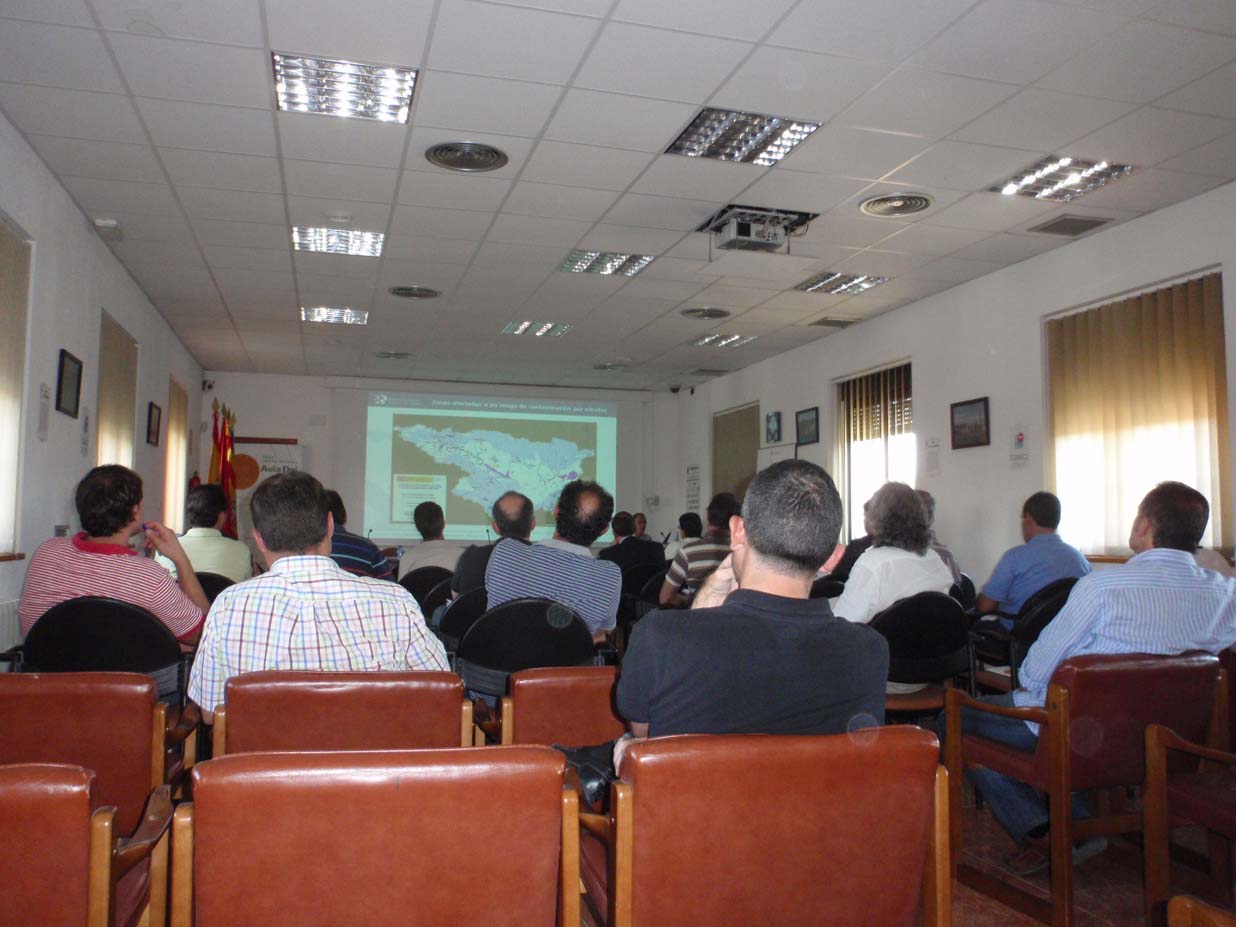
[
  {"left": 0, "top": 645, "right": 24, "bottom": 671},
  {"left": 1149, "top": 723, "right": 1236, "bottom": 766},
  {"left": 113, "top": 786, "right": 173, "bottom": 879},
  {"left": 944, "top": 687, "right": 1049, "bottom": 726},
  {"left": 165, "top": 703, "right": 201, "bottom": 746},
  {"left": 472, "top": 698, "right": 502, "bottom": 740},
  {"left": 579, "top": 812, "right": 612, "bottom": 843}
]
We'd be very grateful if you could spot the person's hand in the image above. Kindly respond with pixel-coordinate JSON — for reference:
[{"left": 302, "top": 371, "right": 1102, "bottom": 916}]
[
  {"left": 691, "top": 554, "right": 737, "bottom": 610},
  {"left": 143, "top": 522, "right": 188, "bottom": 563}
]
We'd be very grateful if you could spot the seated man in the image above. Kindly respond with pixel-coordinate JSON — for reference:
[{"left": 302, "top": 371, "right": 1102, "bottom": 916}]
[
  {"left": 618, "top": 460, "right": 888, "bottom": 740},
  {"left": 451, "top": 491, "right": 534, "bottom": 597},
  {"left": 484, "top": 479, "right": 621, "bottom": 640},
  {"left": 663, "top": 512, "right": 701, "bottom": 565},
  {"left": 324, "top": 489, "right": 393, "bottom": 581},
  {"left": 975, "top": 491, "right": 1090, "bottom": 626},
  {"left": 187, "top": 471, "right": 447, "bottom": 722},
  {"left": 659, "top": 492, "right": 740, "bottom": 607},
  {"left": 599, "top": 511, "right": 665, "bottom": 584},
  {"left": 155, "top": 483, "right": 252, "bottom": 584},
  {"left": 398, "top": 501, "right": 465, "bottom": 576},
  {"left": 956, "top": 481, "right": 1236, "bottom": 873}
]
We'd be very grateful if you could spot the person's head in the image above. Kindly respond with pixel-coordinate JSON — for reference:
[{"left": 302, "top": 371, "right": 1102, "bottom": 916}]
[
  {"left": 867, "top": 482, "right": 931, "bottom": 555},
  {"left": 323, "top": 489, "right": 347, "bottom": 527},
  {"left": 611, "top": 511, "right": 636, "bottom": 540},
  {"left": 491, "top": 491, "right": 534, "bottom": 540},
  {"left": 634, "top": 512, "right": 647, "bottom": 535},
  {"left": 249, "top": 470, "right": 332, "bottom": 561},
  {"left": 413, "top": 501, "right": 445, "bottom": 540},
  {"left": 75, "top": 465, "right": 143, "bottom": 538},
  {"left": 706, "top": 492, "right": 741, "bottom": 534},
  {"left": 731, "top": 460, "right": 844, "bottom": 583},
  {"left": 1021, "top": 491, "right": 1061, "bottom": 541},
  {"left": 678, "top": 512, "right": 702, "bottom": 539},
  {"left": 1130, "top": 481, "right": 1210, "bottom": 553},
  {"left": 186, "top": 483, "right": 228, "bottom": 530},
  {"left": 554, "top": 479, "right": 614, "bottom": 547}
]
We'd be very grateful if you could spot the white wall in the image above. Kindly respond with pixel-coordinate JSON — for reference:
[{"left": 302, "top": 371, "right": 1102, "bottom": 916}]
[
  {"left": 0, "top": 109, "right": 203, "bottom": 608},
  {"left": 654, "top": 179, "right": 1236, "bottom": 585}
]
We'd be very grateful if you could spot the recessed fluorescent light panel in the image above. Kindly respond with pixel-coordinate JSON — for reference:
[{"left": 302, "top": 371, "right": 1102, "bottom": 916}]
[
  {"left": 667, "top": 108, "right": 820, "bottom": 167},
  {"left": 292, "top": 226, "right": 384, "bottom": 256},
  {"left": 301, "top": 306, "right": 368, "bottom": 325},
  {"left": 692, "top": 333, "right": 757, "bottom": 349},
  {"left": 560, "top": 250, "right": 654, "bottom": 277},
  {"left": 991, "top": 155, "right": 1133, "bottom": 202},
  {"left": 501, "top": 320, "right": 573, "bottom": 337},
  {"left": 273, "top": 53, "right": 416, "bottom": 123},
  {"left": 795, "top": 272, "right": 890, "bottom": 296}
]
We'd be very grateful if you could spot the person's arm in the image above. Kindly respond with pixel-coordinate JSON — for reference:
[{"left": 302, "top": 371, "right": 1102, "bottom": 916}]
[
  {"left": 691, "top": 555, "right": 736, "bottom": 610},
  {"left": 1015, "top": 576, "right": 1100, "bottom": 695},
  {"left": 659, "top": 552, "right": 689, "bottom": 606},
  {"left": 975, "top": 593, "right": 1000, "bottom": 614},
  {"left": 831, "top": 558, "right": 878, "bottom": 623},
  {"left": 185, "top": 619, "right": 222, "bottom": 724},
  {"left": 144, "top": 523, "right": 210, "bottom": 615}
]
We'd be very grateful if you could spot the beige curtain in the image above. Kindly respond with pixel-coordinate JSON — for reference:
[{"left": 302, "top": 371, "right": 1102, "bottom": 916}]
[
  {"left": 0, "top": 220, "right": 31, "bottom": 552},
  {"left": 835, "top": 363, "right": 913, "bottom": 539},
  {"left": 1047, "top": 273, "right": 1229, "bottom": 554},
  {"left": 163, "top": 379, "right": 189, "bottom": 533},
  {"left": 96, "top": 312, "right": 138, "bottom": 468}
]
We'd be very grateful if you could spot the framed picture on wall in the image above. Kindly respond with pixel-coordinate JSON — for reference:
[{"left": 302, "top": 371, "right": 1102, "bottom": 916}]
[
  {"left": 795, "top": 406, "right": 819, "bottom": 446},
  {"left": 55, "top": 349, "right": 82, "bottom": 418},
  {"left": 146, "top": 402, "right": 161, "bottom": 447},
  {"left": 950, "top": 396, "right": 990, "bottom": 449},
  {"left": 765, "top": 411, "right": 781, "bottom": 444}
]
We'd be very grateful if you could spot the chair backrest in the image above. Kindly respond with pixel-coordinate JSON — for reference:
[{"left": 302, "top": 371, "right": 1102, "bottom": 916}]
[
  {"left": 1169, "top": 895, "right": 1236, "bottom": 926},
  {"left": 615, "top": 727, "right": 942, "bottom": 927},
  {"left": 23, "top": 597, "right": 182, "bottom": 675},
  {"left": 0, "top": 672, "right": 159, "bottom": 835},
  {"left": 1041, "top": 652, "right": 1222, "bottom": 791},
  {"left": 638, "top": 569, "right": 668, "bottom": 604},
  {"left": 1221, "top": 646, "right": 1236, "bottom": 751},
  {"left": 508, "top": 667, "right": 625, "bottom": 746},
  {"left": 420, "top": 577, "right": 453, "bottom": 617},
  {"left": 1010, "top": 576, "right": 1078, "bottom": 645},
  {"left": 183, "top": 747, "right": 570, "bottom": 927},
  {"left": 399, "top": 566, "right": 453, "bottom": 607},
  {"left": 869, "top": 592, "right": 970, "bottom": 683},
  {"left": 621, "top": 562, "right": 664, "bottom": 598},
  {"left": 438, "top": 587, "right": 488, "bottom": 641},
  {"left": 810, "top": 576, "right": 845, "bottom": 599},
  {"left": 457, "top": 599, "right": 596, "bottom": 697},
  {"left": 956, "top": 573, "right": 977, "bottom": 610},
  {"left": 0, "top": 763, "right": 107, "bottom": 927},
  {"left": 194, "top": 572, "right": 234, "bottom": 605},
  {"left": 218, "top": 671, "right": 467, "bottom": 754}
]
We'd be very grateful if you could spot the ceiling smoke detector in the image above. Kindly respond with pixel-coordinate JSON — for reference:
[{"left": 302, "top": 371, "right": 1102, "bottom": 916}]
[
  {"left": 425, "top": 141, "right": 509, "bottom": 172},
  {"left": 859, "top": 193, "right": 934, "bottom": 218},
  {"left": 593, "top": 362, "right": 628, "bottom": 371},
  {"left": 680, "top": 307, "right": 732, "bottom": 320},
  {"left": 373, "top": 351, "right": 412, "bottom": 359},
  {"left": 388, "top": 285, "right": 440, "bottom": 299}
]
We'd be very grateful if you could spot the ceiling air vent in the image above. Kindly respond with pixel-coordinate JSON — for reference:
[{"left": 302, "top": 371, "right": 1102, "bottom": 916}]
[
  {"left": 372, "top": 351, "right": 412, "bottom": 360},
  {"left": 809, "top": 317, "right": 856, "bottom": 328},
  {"left": 689, "top": 368, "right": 730, "bottom": 377},
  {"left": 1026, "top": 214, "right": 1112, "bottom": 237},
  {"left": 859, "top": 193, "right": 933, "bottom": 218},
  {"left": 388, "top": 285, "right": 440, "bottom": 299},
  {"left": 424, "top": 141, "right": 508, "bottom": 173},
  {"left": 680, "top": 307, "right": 731, "bottom": 320}
]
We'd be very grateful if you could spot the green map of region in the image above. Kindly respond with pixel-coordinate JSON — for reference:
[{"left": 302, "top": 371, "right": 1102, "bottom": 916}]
[{"left": 390, "top": 414, "right": 598, "bottom": 525}]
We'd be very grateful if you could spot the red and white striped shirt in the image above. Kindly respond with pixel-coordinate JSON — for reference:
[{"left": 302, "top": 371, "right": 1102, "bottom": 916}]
[{"left": 18, "top": 533, "right": 204, "bottom": 640}]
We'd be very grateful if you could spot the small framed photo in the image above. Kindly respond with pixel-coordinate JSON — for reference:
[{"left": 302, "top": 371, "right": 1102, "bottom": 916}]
[
  {"left": 795, "top": 406, "right": 819, "bottom": 446},
  {"left": 146, "top": 402, "right": 161, "bottom": 447},
  {"left": 951, "top": 396, "right": 991, "bottom": 449},
  {"left": 55, "top": 349, "right": 83, "bottom": 418},
  {"left": 765, "top": 411, "right": 782, "bottom": 444}
]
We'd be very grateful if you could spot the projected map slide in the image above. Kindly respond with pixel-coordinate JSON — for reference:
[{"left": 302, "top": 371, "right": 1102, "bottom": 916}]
[{"left": 364, "top": 392, "right": 618, "bottom": 541}]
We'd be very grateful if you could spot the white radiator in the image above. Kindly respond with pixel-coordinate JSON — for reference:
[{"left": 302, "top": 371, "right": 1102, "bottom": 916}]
[{"left": 0, "top": 599, "right": 19, "bottom": 650}]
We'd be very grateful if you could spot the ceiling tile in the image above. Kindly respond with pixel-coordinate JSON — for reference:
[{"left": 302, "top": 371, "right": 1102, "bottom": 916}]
[
  {"left": 740, "top": 171, "right": 871, "bottom": 214},
  {"left": 545, "top": 90, "right": 696, "bottom": 151},
  {"left": 95, "top": 210, "right": 195, "bottom": 241},
  {"left": 767, "top": 0, "right": 981, "bottom": 63},
  {"left": 577, "top": 224, "right": 685, "bottom": 253},
  {"left": 28, "top": 135, "right": 163, "bottom": 183},
  {"left": 377, "top": 260, "right": 469, "bottom": 294},
  {"left": 0, "top": 82, "right": 145, "bottom": 142},
  {"left": 403, "top": 126, "right": 534, "bottom": 180},
  {"left": 1035, "top": 20, "right": 1236, "bottom": 104},
  {"left": 907, "top": 0, "right": 1124, "bottom": 84},
  {"left": 213, "top": 267, "right": 295, "bottom": 291},
  {"left": 179, "top": 186, "right": 287, "bottom": 223},
  {"left": 619, "top": 277, "right": 707, "bottom": 302},
  {"left": 265, "top": 0, "right": 433, "bottom": 65},
  {"left": 1070, "top": 107, "right": 1235, "bottom": 166},
  {"left": 92, "top": 0, "right": 264, "bottom": 45},
  {"left": 429, "top": 0, "right": 599, "bottom": 83},
  {"left": 877, "top": 222, "right": 993, "bottom": 256},
  {"left": 711, "top": 47, "right": 892, "bottom": 123},
  {"left": 948, "top": 232, "right": 1063, "bottom": 264},
  {"left": 486, "top": 213, "right": 592, "bottom": 248},
  {"left": 283, "top": 159, "right": 399, "bottom": 202},
  {"left": 839, "top": 69, "right": 1019, "bottom": 138},
  {"left": 138, "top": 98, "right": 277, "bottom": 155},
  {"left": 520, "top": 140, "right": 655, "bottom": 191},
  {"left": 629, "top": 156, "right": 762, "bottom": 201},
  {"left": 1156, "top": 62, "right": 1236, "bottom": 120},
  {"left": 602, "top": 192, "right": 719, "bottom": 231},
  {"left": 753, "top": 289, "right": 851, "bottom": 312},
  {"left": 110, "top": 239, "right": 204, "bottom": 266},
  {"left": 797, "top": 210, "right": 908, "bottom": 250},
  {"left": 700, "top": 250, "right": 825, "bottom": 286},
  {"left": 504, "top": 182, "right": 621, "bottom": 222},
  {"left": 470, "top": 240, "right": 565, "bottom": 274},
  {"left": 390, "top": 204, "right": 494, "bottom": 239},
  {"left": 832, "top": 248, "right": 933, "bottom": 277},
  {"left": 109, "top": 34, "right": 270, "bottom": 107},
  {"left": 914, "top": 255, "right": 1006, "bottom": 283},
  {"left": 397, "top": 170, "right": 512, "bottom": 211},
  {"left": 889, "top": 141, "right": 1047, "bottom": 192},
  {"left": 413, "top": 71, "right": 560, "bottom": 138},
  {"left": 951, "top": 88, "right": 1138, "bottom": 151},
  {"left": 613, "top": 0, "right": 794, "bottom": 40},
  {"left": 60, "top": 176, "right": 181, "bottom": 215},
  {"left": 1145, "top": 0, "right": 1236, "bottom": 36},
  {"left": 159, "top": 149, "right": 282, "bottom": 193},
  {"left": 1075, "top": 167, "right": 1227, "bottom": 211},
  {"left": 286, "top": 196, "right": 390, "bottom": 228},
  {"left": 687, "top": 282, "right": 779, "bottom": 309},
  {"left": 204, "top": 244, "right": 292, "bottom": 272},
  {"left": 191, "top": 219, "right": 291, "bottom": 250},
  {"left": 0, "top": 20, "right": 123, "bottom": 91},
  {"left": 926, "top": 191, "right": 1058, "bottom": 231},
  {"left": 575, "top": 23, "right": 750, "bottom": 104},
  {"left": 276, "top": 112, "right": 408, "bottom": 167},
  {"left": 780, "top": 125, "right": 930, "bottom": 180},
  {"left": 1157, "top": 133, "right": 1236, "bottom": 178},
  {"left": 0, "top": 1, "right": 94, "bottom": 27},
  {"left": 638, "top": 255, "right": 718, "bottom": 282}
]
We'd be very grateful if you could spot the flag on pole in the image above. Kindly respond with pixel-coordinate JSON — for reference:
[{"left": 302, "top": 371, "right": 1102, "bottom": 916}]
[
  {"left": 220, "top": 406, "right": 238, "bottom": 538},
  {"left": 207, "top": 399, "right": 222, "bottom": 484}
]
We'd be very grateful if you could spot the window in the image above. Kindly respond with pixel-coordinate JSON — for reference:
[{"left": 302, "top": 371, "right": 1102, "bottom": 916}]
[
  {"left": 835, "top": 363, "right": 914, "bottom": 539},
  {"left": 1047, "top": 272, "right": 1229, "bottom": 554},
  {"left": 163, "top": 379, "right": 189, "bottom": 533},
  {"left": 0, "top": 218, "right": 31, "bottom": 552},
  {"left": 96, "top": 312, "right": 138, "bottom": 468}
]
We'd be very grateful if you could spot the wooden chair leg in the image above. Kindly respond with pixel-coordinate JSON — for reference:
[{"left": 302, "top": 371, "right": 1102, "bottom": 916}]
[
  {"left": 944, "top": 691, "right": 965, "bottom": 873},
  {"left": 1047, "top": 690, "right": 1073, "bottom": 927},
  {"left": 1145, "top": 725, "right": 1173, "bottom": 927},
  {"left": 1206, "top": 831, "right": 1233, "bottom": 906}
]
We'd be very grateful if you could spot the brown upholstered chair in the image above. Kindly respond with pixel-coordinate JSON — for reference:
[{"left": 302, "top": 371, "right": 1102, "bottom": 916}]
[
  {"left": 1145, "top": 724, "right": 1236, "bottom": 926},
  {"left": 1171, "top": 896, "right": 1236, "bottom": 926},
  {"left": 0, "top": 674, "right": 180, "bottom": 927},
  {"left": 945, "top": 653, "right": 1226, "bottom": 927},
  {"left": 577, "top": 726, "right": 949, "bottom": 927},
  {"left": 170, "top": 747, "right": 578, "bottom": 927},
  {"left": 211, "top": 670, "right": 476, "bottom": 755},
  {"left": 500, "top": 666, "right": 626, "bottom": 746}
]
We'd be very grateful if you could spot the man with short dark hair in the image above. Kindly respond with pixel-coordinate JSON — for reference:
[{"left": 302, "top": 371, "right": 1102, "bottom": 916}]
[
  {"left": 155, "top": 483, "right": 252, "bottom": 584},
  {"left": 484, "top": 479, "right": 621, "bottom": 638},
  {"left": 398, "top": 500, "right": 464, "bottom": 576},
  {"left": 632, "top": 512, "right": 650, "bottom": 541},
  {"left": 187, "top": 471, "right": 446, "bottom": 722},
  {"left": 599, "top": 511, "right": 665, "bottom": 580},
  {"left": 324, "top": 489, "right": 393, "bottom": 581},
  {"left": 450, "top": 491, "right": 535, "bottom": 596},
  {"left": 618, "top": 460, "right": 888, "bottom": 740},
  {"left": 664, "top": 511, "right": 702, "bottom": 563},
  {"left": 659, "top": 492, "right": 739, "bottom": 607}
]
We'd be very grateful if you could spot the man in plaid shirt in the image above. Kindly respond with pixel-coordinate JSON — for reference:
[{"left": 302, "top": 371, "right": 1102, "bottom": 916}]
[{"left": 187, "top": 471, "right": 447, "bottom": 721}]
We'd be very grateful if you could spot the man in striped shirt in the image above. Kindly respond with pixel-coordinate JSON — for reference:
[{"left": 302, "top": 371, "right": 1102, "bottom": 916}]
[
  {"left": 958, "top": 481, "right": 1236, "bottom": 872},
  {"left": 659, "top": 492, "right": 741, "bottom": 607},
  {"left": 324, "top": 489, "right": 394, "bottom": 581},
  {"left": 187, "top": 471, "right": 447, "bottom": 721}
]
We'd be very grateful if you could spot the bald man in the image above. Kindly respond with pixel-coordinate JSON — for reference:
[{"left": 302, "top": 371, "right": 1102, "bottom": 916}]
[{"left": 450, "top": 491, "right": 535, "bottom": 597}]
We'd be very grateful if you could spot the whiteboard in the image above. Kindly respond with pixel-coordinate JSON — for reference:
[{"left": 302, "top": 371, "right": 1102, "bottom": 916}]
[{"left": 756, "top": 443, "right": 797, "bottom": 472}]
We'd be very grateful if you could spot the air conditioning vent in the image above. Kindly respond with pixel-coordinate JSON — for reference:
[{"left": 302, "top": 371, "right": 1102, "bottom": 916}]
[
  {"left": 680, "top": 307, "right": 732, "bottom": 320},
  {"left": 808, "top": 317, "right": 856, "bottom": 328},
  {"left": 689, "top": 368, "right": 730, "bottom": 377},
  {"left": 424, "top": 141, "right": 508, "bottom": 173},
  {"left": 1026, "top": 214, "right": 1112, "bottom": 237},
  {"left": 859, "top": 193, "right": 933, "bottom": 218},
  {"left": 388, "top": 285, "right": 440, "bottom": 299}
]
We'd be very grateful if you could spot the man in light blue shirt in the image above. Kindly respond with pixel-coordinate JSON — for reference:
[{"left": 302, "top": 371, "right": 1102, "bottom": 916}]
[
  {"left": 958, "top": 482, "right": 1236, "bottom": 873},
  {"left": 975, "top": 491, "right": 1091, "bottom": 626}
]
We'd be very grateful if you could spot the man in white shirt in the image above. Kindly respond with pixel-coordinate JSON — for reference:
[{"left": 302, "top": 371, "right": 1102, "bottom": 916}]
[
  {"left": 156, "top": 483, "right": 252, "bottom": 584},
  {"left": 398, "top": 501, "right": 466, "bottom": 577}
]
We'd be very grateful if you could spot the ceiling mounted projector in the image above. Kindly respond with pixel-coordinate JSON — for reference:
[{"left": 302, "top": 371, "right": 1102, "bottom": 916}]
[{"left": 714, "top": 216, "right": 786, "bottom": 252}]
